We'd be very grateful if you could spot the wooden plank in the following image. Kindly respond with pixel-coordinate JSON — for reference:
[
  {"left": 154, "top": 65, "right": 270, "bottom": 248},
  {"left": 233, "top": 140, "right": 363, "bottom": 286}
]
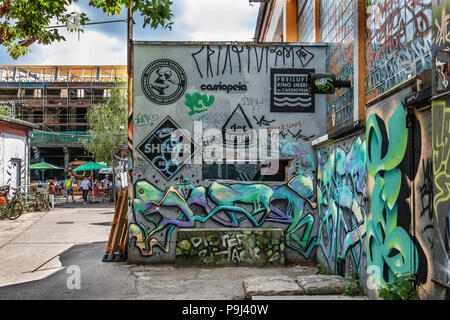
[
  {"left": 117, "top": 190, "right": 129, "bottom": 251},
  {"left": 105, "top": 188, "right": 126, "bottom": 254},
  {"left": 116, "top": 188, "right": 128, "bottom": 251},
  {"left": 110, "top": 189, "right": 126, "bottom": 251}
]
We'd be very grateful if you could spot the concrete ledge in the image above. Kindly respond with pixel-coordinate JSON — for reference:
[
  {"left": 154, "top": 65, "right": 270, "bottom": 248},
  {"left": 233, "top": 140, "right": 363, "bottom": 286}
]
[{"left": 175, "top": 228, "right": 285, "bottom": 266}]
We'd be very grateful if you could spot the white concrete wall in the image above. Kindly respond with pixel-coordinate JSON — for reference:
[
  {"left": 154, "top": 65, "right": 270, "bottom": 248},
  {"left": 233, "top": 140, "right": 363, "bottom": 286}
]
[{"left": 0, "top": 132, "right": 28, "bottom": 190}]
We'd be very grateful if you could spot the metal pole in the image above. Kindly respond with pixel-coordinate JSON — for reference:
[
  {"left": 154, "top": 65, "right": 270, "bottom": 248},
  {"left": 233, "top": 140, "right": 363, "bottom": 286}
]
[{"left": 112, "top": 148, "right": 116, "bottom": 206}]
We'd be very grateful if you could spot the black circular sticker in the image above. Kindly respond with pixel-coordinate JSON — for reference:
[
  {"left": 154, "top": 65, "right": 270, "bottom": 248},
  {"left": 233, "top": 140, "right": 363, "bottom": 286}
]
[{"left": 141, "top": 59, "right": 187, "bottom": 105}]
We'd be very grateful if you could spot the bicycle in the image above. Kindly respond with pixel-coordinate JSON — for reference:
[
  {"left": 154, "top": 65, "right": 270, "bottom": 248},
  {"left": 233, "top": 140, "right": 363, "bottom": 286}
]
[
  {"left": 33, "top": 191, "right": 50, "bottom": 212},
  {"left": 0, "top": 186, "right": 24, "bottom": 220}
]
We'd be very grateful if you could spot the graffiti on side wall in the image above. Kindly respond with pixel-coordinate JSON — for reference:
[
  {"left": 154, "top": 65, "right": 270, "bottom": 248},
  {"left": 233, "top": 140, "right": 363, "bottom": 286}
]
[
  {"left": 432, "top": 100, "right": 450, "bottom": 221},
  {"left": 176, "top": 230, "right": 285, "bottom": 265},
  {"left": 366, "top": 102, "right": 428, "bottom": 289},
  {"left": 317, "top": 137, "right": 367, "bottom": 275},
  {"left": 431, "top": 98, "right": 450, "bottom": 295},
  {"left": 432, "top": 1, "right": 450, "bottom": 93},
  {"left": 129, "top": 172, "right": 318, "bottom": 258},
  {"left": 366, "top": 0, "right": 432, "bottom": 101}
]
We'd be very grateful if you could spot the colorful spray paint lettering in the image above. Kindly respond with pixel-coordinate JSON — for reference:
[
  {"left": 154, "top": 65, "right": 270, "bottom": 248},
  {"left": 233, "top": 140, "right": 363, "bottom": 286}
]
[
  {"left": 366, "top": 103, "right": 420, "bottom": 288},
  {"left": 129, "top": 172, "right": 317, "bottom": 258},
  {"left": 185, "top": 92, "right": 215, "bottom": 115},
  {"left": 316, "top": 136, "right": 367, "bottom": 276},
  {"left": 175, "top": 229, "right": 285, "bottom": 266}
]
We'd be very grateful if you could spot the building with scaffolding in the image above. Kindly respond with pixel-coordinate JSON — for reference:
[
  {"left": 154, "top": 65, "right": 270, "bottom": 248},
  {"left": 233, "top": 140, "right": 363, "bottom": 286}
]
[{"left": 0, "top": 65, "right": 127, "bottom": 180}]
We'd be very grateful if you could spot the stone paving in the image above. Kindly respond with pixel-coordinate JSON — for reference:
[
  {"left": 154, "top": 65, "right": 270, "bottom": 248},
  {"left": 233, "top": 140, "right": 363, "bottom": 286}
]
[{"left": 0, "top": 199, "right": 369, "bottom": 300}]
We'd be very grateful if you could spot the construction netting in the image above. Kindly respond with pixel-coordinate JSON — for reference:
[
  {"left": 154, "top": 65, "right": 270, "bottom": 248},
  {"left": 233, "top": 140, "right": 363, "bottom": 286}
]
[{"left": 31, "top": 131, "right": 90, "bottom": 144}]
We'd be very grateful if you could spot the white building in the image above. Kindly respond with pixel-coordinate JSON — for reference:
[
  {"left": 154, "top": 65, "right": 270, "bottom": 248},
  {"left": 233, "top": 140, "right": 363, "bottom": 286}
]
[{"left": 0, "top": 115, "right": 38, "bottom": 190}]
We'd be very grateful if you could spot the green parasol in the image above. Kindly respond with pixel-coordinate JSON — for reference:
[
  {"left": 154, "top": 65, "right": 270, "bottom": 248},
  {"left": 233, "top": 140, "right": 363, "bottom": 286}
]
[
  {"left": 30, "top": 162, "right": 64, "bottom": 181},
  {"left": 73, "top": 161, "right": 110, "bottom": 172}
]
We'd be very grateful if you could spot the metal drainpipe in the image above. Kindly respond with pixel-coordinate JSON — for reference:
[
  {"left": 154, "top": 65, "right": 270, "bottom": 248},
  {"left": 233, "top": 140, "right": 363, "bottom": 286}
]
[{"left": 112, "top": 148, "right": 116, "bottom": 206}]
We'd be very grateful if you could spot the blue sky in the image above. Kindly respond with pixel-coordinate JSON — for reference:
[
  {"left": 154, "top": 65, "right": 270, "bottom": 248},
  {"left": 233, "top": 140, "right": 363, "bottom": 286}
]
[{"left": 0, "top": 0, "right": 261, "bottom": 65}]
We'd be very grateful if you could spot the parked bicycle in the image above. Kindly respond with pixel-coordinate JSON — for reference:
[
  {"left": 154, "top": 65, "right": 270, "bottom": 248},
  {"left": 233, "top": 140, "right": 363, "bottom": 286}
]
[
  {"left": 0, "top": 186, "right": 24, "bottom": 220},
  {"left": 34, "top": 191, "right": 51, "bottom": 212}
]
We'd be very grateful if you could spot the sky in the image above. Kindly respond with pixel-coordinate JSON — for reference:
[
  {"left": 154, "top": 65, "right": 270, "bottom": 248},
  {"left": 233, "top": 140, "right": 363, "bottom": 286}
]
[{"left": 0, "top": 0, "right": 261, "bottom": 65}]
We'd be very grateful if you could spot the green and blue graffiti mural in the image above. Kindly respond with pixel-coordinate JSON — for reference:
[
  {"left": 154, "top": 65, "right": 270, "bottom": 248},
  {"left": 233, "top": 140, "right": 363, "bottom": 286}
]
[
  {"left": 129, "top": 172, "right": 318, "bottom": 258},
  {"left": 316, "top": 136, "right": 367, "bottom": 276},
  {"left": 366, "top": 103, "right": 424, "bottom": 289}
]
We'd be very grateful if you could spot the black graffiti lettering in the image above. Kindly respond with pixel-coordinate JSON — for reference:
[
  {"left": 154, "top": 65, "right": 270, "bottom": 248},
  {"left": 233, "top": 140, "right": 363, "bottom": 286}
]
[
  {"left": 232, "top": 46, "right": 244, "bottom": 73},
  {"left": 222, "top": 45, "right": 233, "bottom": 75},
  {"left": 253, "top": 115, "right": 275, "bottom": 127},
  {"left": 192, "top": 46, "right": 205, "bottom": 78},
  {"left": 207, "top": 46, "right": 215, "bottom": 78}
]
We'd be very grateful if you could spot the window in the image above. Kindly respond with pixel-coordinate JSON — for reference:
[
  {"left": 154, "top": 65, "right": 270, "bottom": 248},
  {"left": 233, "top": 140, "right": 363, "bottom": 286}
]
[
  {"left": 33, "top": 89, "right": 42, "bottom": 98},
  {"left": 17, "top": 88, "right": 25, "bottom": 98},
  {"left": 77, "top": 89, "right": 85, "bottom": 98},
  {"left": 60, "top": 89, "right": 68, "bottom": 98},
  {"left": 103, "top": 89, "right": 111, "bottom": 98}
]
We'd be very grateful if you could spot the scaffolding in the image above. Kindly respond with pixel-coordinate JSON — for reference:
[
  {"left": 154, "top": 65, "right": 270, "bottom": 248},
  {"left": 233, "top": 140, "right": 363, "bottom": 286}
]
[
  {"left": 0, "top": 65, "right": 127, "bottom": 132},
  {"left": 0, "top": 65, "right": 127, "bottom": 174}
]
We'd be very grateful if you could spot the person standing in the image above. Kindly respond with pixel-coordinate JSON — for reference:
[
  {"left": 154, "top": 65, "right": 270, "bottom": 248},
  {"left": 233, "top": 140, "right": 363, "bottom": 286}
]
[
  {"left": 64, "top": 175, "right": 75, "bottom": 203},
  {"left": 102, "top": 175, "right": 112, "bottom": 202},
  {"left": 102, "top": 175, "right": 111, "bottom": 190},
  {"left": 80, "top": 176, "right": 91, "bottom": 205},
  {"left": 49, "top": 180, "right": 55, "bottom": 208}
]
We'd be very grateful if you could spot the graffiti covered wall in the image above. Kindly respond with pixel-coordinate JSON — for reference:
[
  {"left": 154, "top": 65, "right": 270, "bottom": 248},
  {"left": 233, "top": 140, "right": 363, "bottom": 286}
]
[
  {"left": 315, "top": 133, "right": 368, "bottom": 283},
  {"left": 320, "top": 0, "right": 355, "bottom": 133},
  {"left": 365, "top": 0, "right": 432, "bottom": 102},
  {"left": 365, "top": 88, "right": 435, "bottom": 299},
  {"left": 431, "top": 99, "right": 450, "bottom": 298},
  {"left": 432, "top": 0, "right": 450, "bottom": 94},
  {"left": 130, "top": 42, "right": 327, "bottom": 263},
  {"left": 430, "top": 0, "right": 450, "bottom": 300}
]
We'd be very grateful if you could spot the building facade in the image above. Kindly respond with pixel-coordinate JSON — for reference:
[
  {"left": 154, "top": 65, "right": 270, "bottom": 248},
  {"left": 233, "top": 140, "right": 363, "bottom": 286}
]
[
  {"left": 254, "top": 0, "right": 448, "bottom": 300},
  {"left": 0, "top": 65, "right": 127, "bottom": 178},
  {"left": 0, "top": 115, "right": 38, "bottom": 189}
]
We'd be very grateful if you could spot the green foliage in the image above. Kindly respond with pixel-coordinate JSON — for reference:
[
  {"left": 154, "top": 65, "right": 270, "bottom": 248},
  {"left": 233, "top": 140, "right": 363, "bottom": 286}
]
[
  {"left": 316, "top": 263, "right": 331, "bottom": 275},
  {"left": 0, "top": 0, "right": 173, "bottom": 59},
  {"left": 0, "top": 108, "right": 8, "bottom": 116},
  {"left": 84, "top": 86, "right": 127, "bottom": 163},
  {"left": 343, "top": 273, "right": 365, "bottom": 297},
  {"left": 378, "top": 272, "right": 420, "bottom": 300}
]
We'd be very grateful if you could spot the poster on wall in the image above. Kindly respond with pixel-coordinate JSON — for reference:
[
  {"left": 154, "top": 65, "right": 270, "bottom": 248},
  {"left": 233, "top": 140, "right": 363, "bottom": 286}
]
[{"left": 270, "top": 68, "right": 314, "bottom": 112}]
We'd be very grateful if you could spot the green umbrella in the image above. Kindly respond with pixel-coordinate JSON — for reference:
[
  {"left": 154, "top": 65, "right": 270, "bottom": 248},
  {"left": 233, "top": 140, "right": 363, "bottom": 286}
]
[
  {"left": 73, "top": 161, "right": 110, "bottom": 172},
  {"left": 30, "top": 162, "right": 64, "bottom": 181},
  {"left": 30, "top": 162, "right": 63, "bottom": 170}
]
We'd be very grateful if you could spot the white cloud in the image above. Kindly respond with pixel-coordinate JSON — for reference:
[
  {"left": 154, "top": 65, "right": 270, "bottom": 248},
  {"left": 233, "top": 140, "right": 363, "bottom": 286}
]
[
  {"left": 4, "top": 0, "right": 260, "bottom": 65},
  {"left": 176, "top": 0, "right": 260, "bottom": 41},
  {"left": 29, "top": 29, "right": 127, "bottom": 65}
]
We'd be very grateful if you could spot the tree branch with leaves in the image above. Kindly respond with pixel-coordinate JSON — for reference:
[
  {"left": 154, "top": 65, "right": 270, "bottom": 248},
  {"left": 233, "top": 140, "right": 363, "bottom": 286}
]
[
  {"left": 84, "top": 86, "right": 127, "bottom": 163},
  {"left": 0, "top": 0, "right": 173, "bottom": 59}
]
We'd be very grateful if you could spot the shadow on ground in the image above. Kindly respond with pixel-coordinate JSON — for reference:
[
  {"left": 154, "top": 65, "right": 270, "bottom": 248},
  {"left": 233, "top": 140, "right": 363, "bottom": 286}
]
[{"left": 0, "top": 241, "right": 135, "bottom": 300}]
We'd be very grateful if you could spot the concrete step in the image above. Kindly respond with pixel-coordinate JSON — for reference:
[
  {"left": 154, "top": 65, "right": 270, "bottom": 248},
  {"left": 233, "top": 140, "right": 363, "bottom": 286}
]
[{"left": 243, "top": 274, "right": 364, "bottom": 299}]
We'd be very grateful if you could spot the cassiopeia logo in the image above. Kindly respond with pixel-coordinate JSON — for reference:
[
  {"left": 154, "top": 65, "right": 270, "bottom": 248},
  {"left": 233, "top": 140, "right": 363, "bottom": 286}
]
[
  {"left": 200, "top": 82, "right": 247, "bottom": 93},
  {"left": 141, "top": 59, "right": 187, "bottom": 105}
]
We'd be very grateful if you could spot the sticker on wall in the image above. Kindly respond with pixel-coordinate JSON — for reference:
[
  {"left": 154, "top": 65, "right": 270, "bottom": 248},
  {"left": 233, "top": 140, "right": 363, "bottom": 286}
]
[
  {"left": 141, "top": 59, "right": 187, "bottom": 105},
  {"left": 222, "top": 104, "right": 255, "bottom": 148},
  {"left": 136, "top": 116, "right": 199, "bottom": 180},
  {"left": 270, "top": 68, "right": 314, "bottom": 113}
]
